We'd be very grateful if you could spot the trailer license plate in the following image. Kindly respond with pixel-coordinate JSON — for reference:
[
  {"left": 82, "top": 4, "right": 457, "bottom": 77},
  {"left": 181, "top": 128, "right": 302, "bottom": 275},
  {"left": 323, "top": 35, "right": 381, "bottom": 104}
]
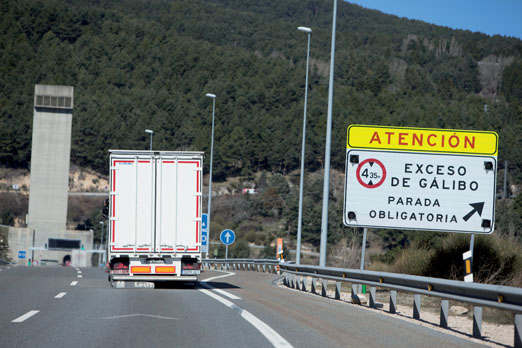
[
  {"left": 181, "top": 270, "right": 200, "bottom": 275},
  {"left": 134, "top": 282, "right": 155, "bottom": 288}
]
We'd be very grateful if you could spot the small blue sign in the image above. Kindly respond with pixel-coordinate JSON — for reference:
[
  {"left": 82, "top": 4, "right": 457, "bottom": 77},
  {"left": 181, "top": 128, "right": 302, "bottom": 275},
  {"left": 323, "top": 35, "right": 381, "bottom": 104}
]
[
  {"left": 220, "top": 229, "right": 235, "bottom": 246},
  {"left": 202, "top": 213, "right": 208, "bottom": 232},
  {"left": 18, "top": 250, "right": 26, "bottom": 259},
  {"left": 201, "top": 213, "right": 209, "bottom": 252},
  {"left": 201, "top": 231, "right": 208, "bottom": 253}
]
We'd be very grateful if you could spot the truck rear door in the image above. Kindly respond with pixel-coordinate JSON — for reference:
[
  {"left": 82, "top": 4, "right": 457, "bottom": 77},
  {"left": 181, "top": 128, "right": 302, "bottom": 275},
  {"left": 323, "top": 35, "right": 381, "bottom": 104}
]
[
  {"left": 155, "top": 155, "right": 201, "bottom": 254},
  {"left": 110, "top": 154, "right": 155, "bottom": 253}
]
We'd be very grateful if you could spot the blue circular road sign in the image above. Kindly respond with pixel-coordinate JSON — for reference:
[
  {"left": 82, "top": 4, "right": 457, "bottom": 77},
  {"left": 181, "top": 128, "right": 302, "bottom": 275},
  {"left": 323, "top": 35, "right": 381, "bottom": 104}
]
[{"left": 220, "top": 229, "right": 235, "bottom": 246}]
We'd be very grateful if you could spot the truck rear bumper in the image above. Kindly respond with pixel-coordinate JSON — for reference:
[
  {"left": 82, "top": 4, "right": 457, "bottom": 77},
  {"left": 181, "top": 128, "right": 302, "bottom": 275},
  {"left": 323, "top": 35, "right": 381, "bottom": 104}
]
[{"left": 111, "top": 275, "right": 198, "bottom": 282}]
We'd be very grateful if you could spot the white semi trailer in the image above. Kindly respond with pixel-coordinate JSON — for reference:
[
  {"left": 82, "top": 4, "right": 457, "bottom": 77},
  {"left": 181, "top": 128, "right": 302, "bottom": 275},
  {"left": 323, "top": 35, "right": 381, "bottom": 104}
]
[{"left": 106, "top": 150, "right": 203, "bottom": 287}]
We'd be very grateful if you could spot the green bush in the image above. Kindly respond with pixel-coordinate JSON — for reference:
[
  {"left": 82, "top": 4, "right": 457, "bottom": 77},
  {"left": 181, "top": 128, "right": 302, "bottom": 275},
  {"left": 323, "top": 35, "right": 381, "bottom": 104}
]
[{"left": 372, "top": 234, "right": 522, "bottom": 285}]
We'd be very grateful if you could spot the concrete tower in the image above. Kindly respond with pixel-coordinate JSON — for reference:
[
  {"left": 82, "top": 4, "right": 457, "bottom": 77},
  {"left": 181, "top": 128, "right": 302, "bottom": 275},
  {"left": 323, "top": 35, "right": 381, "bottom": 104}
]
[{"left": 27, "top": 84, "right": 74, "bottom": 245}]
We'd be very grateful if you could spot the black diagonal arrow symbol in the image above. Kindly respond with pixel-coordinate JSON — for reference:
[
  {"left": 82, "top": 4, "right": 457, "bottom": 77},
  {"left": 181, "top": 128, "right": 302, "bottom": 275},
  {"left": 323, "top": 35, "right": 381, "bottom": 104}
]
[{"left": 462, "top": 202, "right": 484, "bottom": 222}]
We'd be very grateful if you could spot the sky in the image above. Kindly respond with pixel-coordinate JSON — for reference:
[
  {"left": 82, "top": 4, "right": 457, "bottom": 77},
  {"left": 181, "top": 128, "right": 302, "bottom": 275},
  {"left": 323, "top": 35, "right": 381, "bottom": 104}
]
[{"left": 346, "top": 0, "right": 522, "bottom": 40}]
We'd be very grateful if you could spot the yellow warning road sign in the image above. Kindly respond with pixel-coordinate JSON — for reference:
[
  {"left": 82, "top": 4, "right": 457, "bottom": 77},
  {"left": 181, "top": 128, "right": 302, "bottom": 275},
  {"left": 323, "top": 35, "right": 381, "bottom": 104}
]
[{"left": 347, "top": 125, "right": 498, "bottom": 156}]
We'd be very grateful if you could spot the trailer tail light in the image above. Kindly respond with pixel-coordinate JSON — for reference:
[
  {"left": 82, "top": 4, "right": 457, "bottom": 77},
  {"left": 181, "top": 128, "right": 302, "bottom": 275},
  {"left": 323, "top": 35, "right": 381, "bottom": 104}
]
[
  {"left": 181, "top": 260, "right": 200, "bottom": 275},
  {"left": 131, "top": 266, "right": 151, "bottom": 274},
  {"left": 111, "top": 262, "right": 129, "bottom": 275},
  {"left": 155, "top": 266, "right": 176, "bottom": 274}
]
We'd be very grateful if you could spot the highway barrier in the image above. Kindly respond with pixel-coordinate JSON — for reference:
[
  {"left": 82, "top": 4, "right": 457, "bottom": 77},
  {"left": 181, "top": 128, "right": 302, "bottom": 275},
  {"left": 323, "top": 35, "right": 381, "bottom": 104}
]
[{"left": 203, "top": 258, "right": 522, "bottom": 348}]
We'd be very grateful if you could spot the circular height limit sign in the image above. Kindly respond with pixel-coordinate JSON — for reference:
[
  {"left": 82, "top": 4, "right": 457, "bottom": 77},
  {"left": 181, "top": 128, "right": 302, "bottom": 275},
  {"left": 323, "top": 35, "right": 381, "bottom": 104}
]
[{"left": 356, "top": 158, "right": 386, "bottom": 188}]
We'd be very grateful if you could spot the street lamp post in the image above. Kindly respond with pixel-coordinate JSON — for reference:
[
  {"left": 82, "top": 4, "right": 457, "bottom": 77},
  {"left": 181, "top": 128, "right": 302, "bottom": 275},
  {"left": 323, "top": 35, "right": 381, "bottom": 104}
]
[
  {"left": 145, "top": 129, "right": 153, "bottom": 150},
  {"left": 205, "top": 93, "right": 216, "bottom": 258},
  {"left": 296, "top": 26, "right": 312, "bottom": 265},
  {"left": 319, "top": 0, "right": 338, "bottom": 267}
]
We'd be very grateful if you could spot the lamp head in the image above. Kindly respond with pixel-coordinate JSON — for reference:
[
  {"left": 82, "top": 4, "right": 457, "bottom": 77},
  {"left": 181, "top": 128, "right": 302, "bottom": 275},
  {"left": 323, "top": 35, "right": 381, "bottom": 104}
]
[{"left": 297, "top": 26, "right": 312, "bottom": 33}]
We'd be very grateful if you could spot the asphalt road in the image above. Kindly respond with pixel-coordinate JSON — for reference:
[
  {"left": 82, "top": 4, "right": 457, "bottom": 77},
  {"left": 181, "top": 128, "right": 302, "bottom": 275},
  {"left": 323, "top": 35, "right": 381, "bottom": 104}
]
[{"left": 0, "top": 264, "right": 488, "bottom": 348}]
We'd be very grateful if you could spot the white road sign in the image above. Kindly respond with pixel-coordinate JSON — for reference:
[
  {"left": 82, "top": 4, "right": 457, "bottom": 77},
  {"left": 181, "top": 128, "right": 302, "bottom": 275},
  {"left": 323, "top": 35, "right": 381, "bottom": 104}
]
[{"left": 343, "top": 149, "right": 497, "bottom": 233}]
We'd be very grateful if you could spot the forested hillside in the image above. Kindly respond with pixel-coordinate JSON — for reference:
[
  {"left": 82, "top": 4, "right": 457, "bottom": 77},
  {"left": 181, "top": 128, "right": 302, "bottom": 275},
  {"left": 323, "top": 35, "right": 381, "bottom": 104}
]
[
  {"left": 1, "top": 0, "right": 521, "bottom": 180},
  {"left": 2, "top": 0, "right": 522, "bottom": 267}
]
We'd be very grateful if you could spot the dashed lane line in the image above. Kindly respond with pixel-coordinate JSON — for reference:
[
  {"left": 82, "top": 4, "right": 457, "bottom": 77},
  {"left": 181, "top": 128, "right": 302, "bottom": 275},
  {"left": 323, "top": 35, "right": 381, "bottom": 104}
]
[
  {"left": 54, "top": 292, "right": 67, "bottom": 299},
  {"left": 70, "top": 281, "right": 78, "bottom": 286},
  {"left": 12, "top": 310, "right": 39, "bottom": 323}
]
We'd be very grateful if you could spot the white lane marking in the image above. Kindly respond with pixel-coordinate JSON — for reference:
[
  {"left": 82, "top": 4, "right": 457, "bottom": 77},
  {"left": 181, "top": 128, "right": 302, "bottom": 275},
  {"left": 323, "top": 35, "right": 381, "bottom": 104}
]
[
  {"left": 201, "top": 271, "right": 241, "bottom": 299},
  {"left": 102, "top": 314, "right": 178, "bottom": 320},
  {"left": 77, "top": 275, "right": 82, "bottom": 278},
  {"left": 199, "top": 282, "right": 241, "bottom": 300},
  {"left": 70, "top": 281, "right": 78, "bottom": 286},
  {"left": 212, "top": 288, "right": 241, "bottom": 300},
  {"left": 77, "top": 271, "right": 82, "bottom": 274},
  {"left": 198, "top": 289, "right": 292, "bottom": 348},
  {"left": 202, "top": 271, "right": 236, "bottom": 282},
  {"left": 54, "top": 292, "right": 67, "bottom": 299},
  {"left": 12, "top": 310, "right": 40, "bottom": 323}
]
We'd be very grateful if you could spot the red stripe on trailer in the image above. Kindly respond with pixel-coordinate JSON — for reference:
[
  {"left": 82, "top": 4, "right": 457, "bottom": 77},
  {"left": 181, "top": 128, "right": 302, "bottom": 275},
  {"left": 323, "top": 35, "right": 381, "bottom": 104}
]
[
  {"left": 161, "top": 248, "right": 174, "bottom": 251},
  {"left": 112, "top": 159, "right": 134, "bottom": 244},
  {"left": 112, "top": 160, "right": 116, "bottom": 243},
  {"left": 138, "top": 160, "right": 150, "bottom": 163},
  {"left": 196, "top": 162, "right": 200, "bottom": 243},
  {"left": 112, "top": 247, "right": 133, "bottom": 251},
  {"left": 178, "top": 160, "right": 201, "bottom": 247},
  {"left": 163, "top": 161, "right": 175, "bottom": 164},
  {"left": 137, "top": 248, "right": 150, "bottom": 251},
  {"left": 196, "top": 196, "right": 199, "bottom": 243}
]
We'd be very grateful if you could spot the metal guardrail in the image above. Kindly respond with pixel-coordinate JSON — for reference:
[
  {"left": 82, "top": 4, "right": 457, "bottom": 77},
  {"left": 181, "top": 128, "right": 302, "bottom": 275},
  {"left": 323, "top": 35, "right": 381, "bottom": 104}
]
[{"left": 203, "top": 258, "right": 522, "bottom": 348}]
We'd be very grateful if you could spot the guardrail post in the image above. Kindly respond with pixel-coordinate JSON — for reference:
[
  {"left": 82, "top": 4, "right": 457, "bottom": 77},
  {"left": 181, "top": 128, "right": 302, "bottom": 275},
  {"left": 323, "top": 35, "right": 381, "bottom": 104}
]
[
  {"left": 335, "top": 282, "right": 341, "bottom": 300},
  {"left": 351, "top": 284, "right": 357, "bottom": 297},
  {"left": 440, "top": 300, "right": 449, "bottom": 328},
  {"left": 311, "top": 278, "right": 317, "bottom": 294},
  {"left": 389, "top": 290, "right": 397, "bottom": 314},
  {"left": 268, "top": 265, "right": 273, "bottom": 273},
  {"left": 321, "top": 279, "right": 328, "bottom": 297},
  {"left": 369, "top": 287, "right": 376, "bottom": 308},
  {"left": 473, "top": 306, "right": 483, "bottom": 338},
  {"left": 263, "top": 264, "right": 266, "bottom": 273},
  {"left": 413, "top": 294, "right": 421, "bottom": 319},
  {"left": 283, "top": 273, "right": 288, "bottom": 286},
  {"left": 247, "top": 264, "right": 251, "bottom": 271},
  {"left": 214, "top": 263, "right": 217, "bottom": 270},
  {"left": 256, "top": 264, "right": 261, "bottom": 272},
  {"left": 301, "top": 277, "right": 307, "bottom": 292},
  {"left": 515, "top": 314, "right": 522, "bottom": 348}
]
